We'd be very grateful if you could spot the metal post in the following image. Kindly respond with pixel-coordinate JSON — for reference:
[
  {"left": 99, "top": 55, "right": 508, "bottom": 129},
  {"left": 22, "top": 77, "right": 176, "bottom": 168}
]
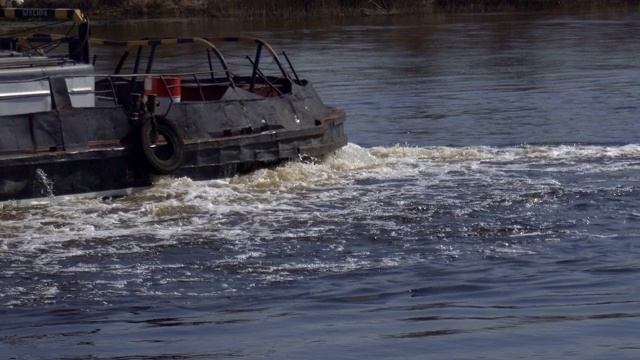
[{"left": 249, "top": 43, "right": 263, "bottom": 93}]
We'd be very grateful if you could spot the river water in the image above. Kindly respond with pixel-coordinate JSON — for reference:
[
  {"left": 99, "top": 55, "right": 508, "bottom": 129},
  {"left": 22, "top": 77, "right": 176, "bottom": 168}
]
[{"left": 2, "top": 7, "right": 640, "bottom": 359}]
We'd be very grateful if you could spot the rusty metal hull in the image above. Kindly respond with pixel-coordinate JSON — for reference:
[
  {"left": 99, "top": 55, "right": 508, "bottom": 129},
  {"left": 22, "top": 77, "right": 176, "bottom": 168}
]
[
  {"left": 0, "top": 83, "right": 347, "bottom": 202},
  {"left": 0, "top": 11, "right": 348, "bottom": 202}
]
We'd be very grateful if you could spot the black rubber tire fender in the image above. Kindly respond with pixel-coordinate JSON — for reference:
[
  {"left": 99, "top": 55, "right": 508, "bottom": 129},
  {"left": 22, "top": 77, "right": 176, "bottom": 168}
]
[{"left": 140, "top": 115, "right": 185, "bottom": 174}]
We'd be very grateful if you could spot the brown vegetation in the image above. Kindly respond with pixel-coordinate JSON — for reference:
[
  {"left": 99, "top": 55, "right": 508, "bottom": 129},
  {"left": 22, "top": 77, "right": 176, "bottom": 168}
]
[{"left": 21, "top": 0, "right": 640, "bottom": 18}]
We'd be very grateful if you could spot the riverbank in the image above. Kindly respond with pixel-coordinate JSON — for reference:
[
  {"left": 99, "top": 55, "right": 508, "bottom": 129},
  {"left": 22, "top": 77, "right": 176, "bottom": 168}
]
[{"left": 22, "top": 0, "right": 640, "bottom": 18}]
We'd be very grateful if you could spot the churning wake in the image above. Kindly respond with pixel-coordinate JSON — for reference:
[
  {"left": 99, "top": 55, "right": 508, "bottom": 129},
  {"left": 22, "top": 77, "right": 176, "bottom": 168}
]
[
  {"left": 2, "top": 142, "right": 640, "bottom": 305},
  {"left": 3, "top": 142, "right": 640, "bottom": 244}
]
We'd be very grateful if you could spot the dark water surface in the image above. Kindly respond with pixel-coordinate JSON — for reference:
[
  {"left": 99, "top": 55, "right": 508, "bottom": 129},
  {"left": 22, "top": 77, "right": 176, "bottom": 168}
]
[{"left": 2, "top": 8, "right": 640, "bottom": 359}]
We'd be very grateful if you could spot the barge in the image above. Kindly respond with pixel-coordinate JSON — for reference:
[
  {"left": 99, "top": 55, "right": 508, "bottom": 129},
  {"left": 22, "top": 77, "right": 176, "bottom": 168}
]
[{"left": 0, "top": 9, "right": 347, "bottom": 202}]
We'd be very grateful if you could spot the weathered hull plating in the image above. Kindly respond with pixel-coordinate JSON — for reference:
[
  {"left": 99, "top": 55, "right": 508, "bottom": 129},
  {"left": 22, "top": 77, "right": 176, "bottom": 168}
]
[
  {"left": 0, "top": 9, "right": 348, "bottom": 202},
  {"left": 0, "top": 83, "right": 347, "bottom": 202}
]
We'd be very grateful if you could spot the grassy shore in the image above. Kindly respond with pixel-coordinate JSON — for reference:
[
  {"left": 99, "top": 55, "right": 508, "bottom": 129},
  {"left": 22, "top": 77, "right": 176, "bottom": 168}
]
[{"left": 23, "top": 0, "right": 640, "bottom": 18}]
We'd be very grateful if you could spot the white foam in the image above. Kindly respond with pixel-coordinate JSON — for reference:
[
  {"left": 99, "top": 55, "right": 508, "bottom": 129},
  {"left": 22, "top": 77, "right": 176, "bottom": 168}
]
[{"left": 2, "top": 142, "right": 639, "bottom": 289}]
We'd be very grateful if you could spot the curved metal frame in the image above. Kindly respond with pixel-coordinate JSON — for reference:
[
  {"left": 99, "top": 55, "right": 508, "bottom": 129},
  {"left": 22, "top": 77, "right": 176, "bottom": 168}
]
[
  {"left": 92, "top": 36, "right": 292, "bottom": 92},
  {"left": 203, "top": 37, "right": 291, "bottom": 81},
  {"left": 96, "top": 37, "right": 234, "bottom": 86}
]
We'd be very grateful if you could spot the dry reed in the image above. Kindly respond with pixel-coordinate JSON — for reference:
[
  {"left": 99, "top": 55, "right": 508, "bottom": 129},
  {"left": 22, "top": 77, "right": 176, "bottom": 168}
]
[{"left": 19, "top": 0, "right": 640, "bottom": 18}]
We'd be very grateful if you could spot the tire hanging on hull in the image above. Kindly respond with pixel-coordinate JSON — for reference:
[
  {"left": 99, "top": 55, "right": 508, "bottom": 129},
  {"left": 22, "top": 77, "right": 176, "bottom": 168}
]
[{"left": 139, "top": 115, "right": 185, "bottom": 174}]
